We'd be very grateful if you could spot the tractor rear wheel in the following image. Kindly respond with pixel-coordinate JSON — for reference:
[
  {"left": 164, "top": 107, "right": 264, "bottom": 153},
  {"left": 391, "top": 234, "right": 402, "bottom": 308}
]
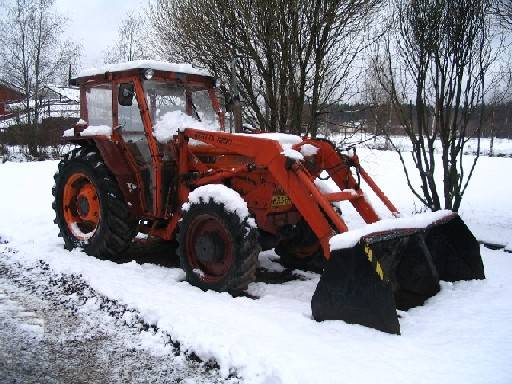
[
  {"left": 177, "top": 199, "right": 260, "bottom": 294},
  {"left": 52, "top": 146, "right": 137, "bottom": 258}
]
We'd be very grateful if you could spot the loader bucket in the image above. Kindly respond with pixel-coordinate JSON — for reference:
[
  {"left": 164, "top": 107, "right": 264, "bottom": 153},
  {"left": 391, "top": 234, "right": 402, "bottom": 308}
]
[
  {"left": 311, "top": 214, "right": 484, "bottom": 334},
  {"left": 424, "top": 214, "right": 485, "bottom": 282}
]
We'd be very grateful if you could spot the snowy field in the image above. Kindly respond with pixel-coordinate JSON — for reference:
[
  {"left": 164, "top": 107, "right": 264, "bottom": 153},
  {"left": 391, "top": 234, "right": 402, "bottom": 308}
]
[
  {"left": 333, "top": 133, "right": 512, "bottom": 157},
  {"left": 0, "top": 149, "right": 511, "bottom": 384}
]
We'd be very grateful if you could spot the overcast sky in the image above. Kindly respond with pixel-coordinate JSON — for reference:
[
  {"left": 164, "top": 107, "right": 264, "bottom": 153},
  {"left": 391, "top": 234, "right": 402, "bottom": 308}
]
[{"left": 55, "top": 0, "right": 145, "bottom": 69}]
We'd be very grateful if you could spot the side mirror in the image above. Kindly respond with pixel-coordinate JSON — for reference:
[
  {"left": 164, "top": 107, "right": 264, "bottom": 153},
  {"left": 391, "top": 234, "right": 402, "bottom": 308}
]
[{"left": 118, "top": 83, "right": 134, "bottom": 106}]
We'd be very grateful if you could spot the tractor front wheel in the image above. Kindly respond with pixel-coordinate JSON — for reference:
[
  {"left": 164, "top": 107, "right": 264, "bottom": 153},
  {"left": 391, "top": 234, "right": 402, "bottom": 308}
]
[
  {"left": 275, "top": 243, "right": 325, "bottom": 273},
  {"left": 177, "top": 199, "right": 260, "bottom": 294},
  {"left": 275, "top": 219, "right": 326, "bottom": 273}
]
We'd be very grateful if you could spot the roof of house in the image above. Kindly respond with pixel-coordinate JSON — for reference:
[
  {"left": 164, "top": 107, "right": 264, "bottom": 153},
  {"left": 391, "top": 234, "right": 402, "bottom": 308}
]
[
  {"left": 76, "top": 60, "right": 211, "bottom": 79},
  {"left": 43, "top": 84, "right": 80, "bottom": 102},
  {"left": 0, "top": 80, "right": 25, "bottom": 97}
]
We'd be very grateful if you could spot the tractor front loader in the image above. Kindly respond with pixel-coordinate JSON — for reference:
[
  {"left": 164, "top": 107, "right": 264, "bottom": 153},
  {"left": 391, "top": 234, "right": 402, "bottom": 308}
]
[{"left": 54, "top": 61, "right": 484, "bottom": 334}]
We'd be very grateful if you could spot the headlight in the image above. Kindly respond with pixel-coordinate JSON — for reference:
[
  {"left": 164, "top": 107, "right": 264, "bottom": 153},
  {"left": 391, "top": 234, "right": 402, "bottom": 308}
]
[{"left": 144, "top": 68, "right": 154, "bottom": 80}]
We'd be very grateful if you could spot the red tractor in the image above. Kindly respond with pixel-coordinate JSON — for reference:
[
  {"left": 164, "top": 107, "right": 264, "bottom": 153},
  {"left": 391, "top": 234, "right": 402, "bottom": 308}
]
[{"left": 53, "top": 61, "right": 484, "bottom": 334}]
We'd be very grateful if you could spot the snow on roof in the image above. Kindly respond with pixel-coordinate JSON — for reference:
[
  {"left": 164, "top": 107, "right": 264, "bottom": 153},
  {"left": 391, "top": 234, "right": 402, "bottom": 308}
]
[
  {"left": 44, "top": 84, "right": 80, "bottom": 102},
  {"left": 77, "top": 60, "right": 211, "bottom": 78}
]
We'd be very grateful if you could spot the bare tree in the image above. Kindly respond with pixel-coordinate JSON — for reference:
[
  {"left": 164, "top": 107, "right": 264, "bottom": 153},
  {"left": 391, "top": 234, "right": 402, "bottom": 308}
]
[
  {"left": 148, "top": 0, "right": 381, "bottom": 135},
  {"left": 494, "top": 0, "right": 512, "bottom": 27},
  {"left": 482, "top": 62, "right": 512, "bottom": 154},
  {"left": 0, "top": 0, "right": 80, "bottom": 139},
  {"left": 362, "top": 55, "right": 394, "bottom": 141},
  {"left": 104, "top": 12, "right": 149, "bottom": 64},
  {"left": 375, "top": 0, "right": 498, "bottom": 211}
]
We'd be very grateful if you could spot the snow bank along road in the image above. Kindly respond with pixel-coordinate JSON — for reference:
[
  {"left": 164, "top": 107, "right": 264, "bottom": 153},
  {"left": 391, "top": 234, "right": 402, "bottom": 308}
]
[
  {"left": 0, "top": 260, "right": 235, "bottom": 383},
  {"left": 0, "top": 149, "right": 511, "bottom": 384}
]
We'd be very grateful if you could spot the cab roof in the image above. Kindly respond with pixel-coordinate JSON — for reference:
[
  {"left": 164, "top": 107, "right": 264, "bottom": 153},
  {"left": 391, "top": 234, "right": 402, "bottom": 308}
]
[{"left": 76, "top": 60, "right": 212, "bottom": 79}]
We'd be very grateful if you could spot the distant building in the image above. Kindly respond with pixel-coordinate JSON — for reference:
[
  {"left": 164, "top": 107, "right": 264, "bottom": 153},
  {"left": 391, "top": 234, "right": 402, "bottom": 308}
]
[
  {"left": 0, "top": 80, "right": 25, "bottom": 119},
  {"left": 0, "top": 83, "right": 79, "bottom": 130},
  {"left": 40, "top": 84, "right": 80, "bottom": 104},
  {"left": 37, "top": 84, "right": 80, "bottom": 119}
]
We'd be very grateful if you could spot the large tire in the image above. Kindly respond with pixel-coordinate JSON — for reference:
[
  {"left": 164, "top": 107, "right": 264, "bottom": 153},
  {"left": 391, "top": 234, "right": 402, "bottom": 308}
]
[
  {"left": 52, "top": 146, "right": 137, "bottom": 259},
  {"left": 177, "top": 198, "right": 260, "bottom": 294}
]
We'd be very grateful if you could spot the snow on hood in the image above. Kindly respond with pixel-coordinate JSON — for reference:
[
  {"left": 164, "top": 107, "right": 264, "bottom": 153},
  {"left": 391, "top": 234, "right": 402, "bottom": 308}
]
[
  {"left": 62, "top": 128, "right": 74, "bottom": 137},
  {"left": 237, "top": 132, "right": 302, "bottom": 147},
  {"left": 152, "top": 112, "right": 305, "bottom": 153},
  {"left": 330, "top": 210, "right": 455, "bottom": 250},
  {"left": 237, "top": 132, "right": 305, "bottom": 160},
  {"left": 300, "top": 143, "right": 319, "bottom": 157},
  {"left": 77, "top": 60, "right": 211, "bottom": 78},
  {"left": 62, "top": 124, "right": 112, "bottom": 138},
  {"left": 153, "top": 111, "right": 219, "bottom": 143},
  {"left": 82, "top": 125, "right": 112, "bottom": 136},
  {"left": 154, "top": 114, "right": 310, "bottom": 160},
  {"left": 281, "top": 148, "right": 304, "bottom": 160}
]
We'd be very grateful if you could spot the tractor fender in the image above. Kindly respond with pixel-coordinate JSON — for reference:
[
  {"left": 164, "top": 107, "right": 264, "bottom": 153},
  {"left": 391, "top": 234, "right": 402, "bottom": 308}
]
[{"left": 83, "top": 140, "right": 143, "bottom": 217}]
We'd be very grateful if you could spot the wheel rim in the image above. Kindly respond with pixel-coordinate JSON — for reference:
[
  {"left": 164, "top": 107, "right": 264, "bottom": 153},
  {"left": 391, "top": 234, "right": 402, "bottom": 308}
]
[
  {"left": 186, "top": 214, "right": 234, "bottom": 283},
  {"left": 62, "top": 172, "right": 100, "bottom": 241}
]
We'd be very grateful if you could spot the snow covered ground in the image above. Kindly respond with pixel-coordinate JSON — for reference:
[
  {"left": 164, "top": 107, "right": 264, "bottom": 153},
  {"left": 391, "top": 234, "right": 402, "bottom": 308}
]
[
  {"left": 0, "top": 150, "right": 511, "bottom": 384},
  {"left": 333, "top": 133, "right": 512, "bottom": 157}
]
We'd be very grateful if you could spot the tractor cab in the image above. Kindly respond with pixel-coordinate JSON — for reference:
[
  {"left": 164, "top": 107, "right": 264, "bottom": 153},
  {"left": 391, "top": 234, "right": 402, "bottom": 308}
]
[
  {"left": 66, "top": 61, "right": 225, "bottom": 218},
  {"left": 70, "top": 61, "right": 223, "bottom": 131}
]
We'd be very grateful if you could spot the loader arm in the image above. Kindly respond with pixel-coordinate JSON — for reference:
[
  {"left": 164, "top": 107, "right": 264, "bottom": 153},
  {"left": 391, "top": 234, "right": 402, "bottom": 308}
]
[
  {"left": 301, "top": 139, "right": 399, "bottom": 223},
  {"left": 182, "top": 130, "right": 484, "bottom": 335},
  {"left": 182, "top": 128, "right": 349, "bottom": 258}
]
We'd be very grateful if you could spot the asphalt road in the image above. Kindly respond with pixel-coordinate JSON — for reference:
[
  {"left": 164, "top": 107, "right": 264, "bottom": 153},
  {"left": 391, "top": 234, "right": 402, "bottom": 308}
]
[{"left": 0, "top": 261, "right": 236, "bottom": 384}]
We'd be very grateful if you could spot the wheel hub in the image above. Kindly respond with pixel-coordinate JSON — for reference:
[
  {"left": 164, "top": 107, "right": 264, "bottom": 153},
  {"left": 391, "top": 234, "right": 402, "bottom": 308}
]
[
  {"left": 195, "top": 233, "right": 225, "bottom": 264},
  {"left": 75, "top": 184, "right": 99, "bottom": 222},
  {"left": 186, "top": 214, "right": 234, "bottom": 281},
  {"left": 77, "top": 195, "right": 90, "bottom": 217},
  {"left": 62, "top": 173, "right": 100, "bottom": 241}
]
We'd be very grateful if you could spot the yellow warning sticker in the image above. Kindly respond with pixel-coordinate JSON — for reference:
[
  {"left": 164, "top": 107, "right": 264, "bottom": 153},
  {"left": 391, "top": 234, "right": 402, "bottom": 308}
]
[
  {"left": 364, "top": 244, "right": 384, "bottom": 280},
  {"left": 271, "top": 195, "right": 292, "bottom": 208}
]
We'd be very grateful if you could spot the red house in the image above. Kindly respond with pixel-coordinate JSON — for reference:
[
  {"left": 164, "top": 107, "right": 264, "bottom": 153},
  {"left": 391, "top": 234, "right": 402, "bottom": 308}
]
[{"left": 0, "top": 80, "right": 25, "bottom": 118}]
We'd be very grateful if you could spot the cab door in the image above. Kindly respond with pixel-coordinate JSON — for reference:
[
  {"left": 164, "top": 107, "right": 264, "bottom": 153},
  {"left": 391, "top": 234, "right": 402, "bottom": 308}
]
[{"left": 114, "top": 80, "right": 157, "bottom": 214}]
